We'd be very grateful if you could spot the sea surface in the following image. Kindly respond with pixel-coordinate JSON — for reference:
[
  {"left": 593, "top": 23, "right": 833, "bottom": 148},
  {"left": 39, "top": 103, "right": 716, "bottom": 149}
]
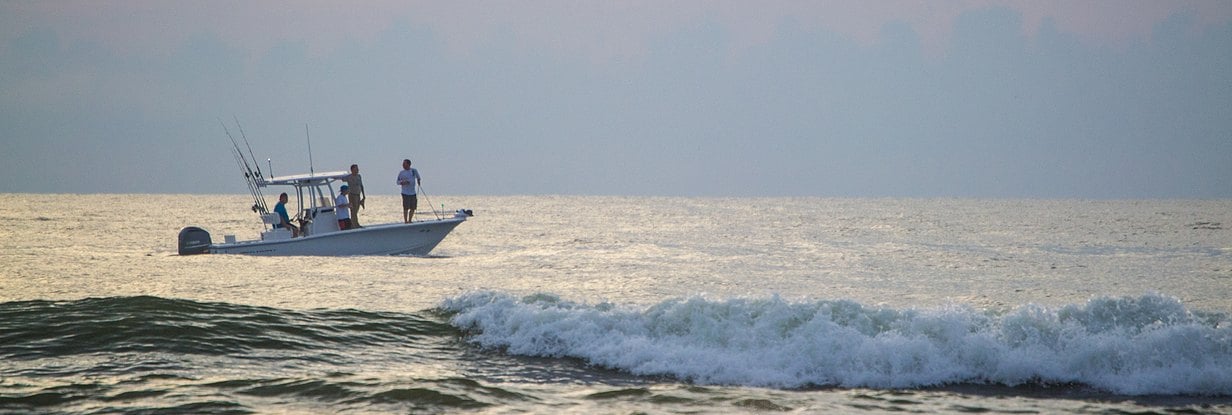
[{"left": 1, "top": 194, "right": 1230, "bottom": 414}]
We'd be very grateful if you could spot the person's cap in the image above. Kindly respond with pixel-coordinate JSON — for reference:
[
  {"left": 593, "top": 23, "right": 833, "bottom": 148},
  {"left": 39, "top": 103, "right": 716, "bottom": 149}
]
[{"left": 340, "top": 185, "right": 349, "bottom": 191}]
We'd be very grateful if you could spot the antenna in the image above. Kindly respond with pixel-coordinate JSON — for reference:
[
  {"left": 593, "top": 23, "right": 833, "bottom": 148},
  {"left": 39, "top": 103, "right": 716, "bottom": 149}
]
[{"left": 305, "top": 123, "right": 315, "bottom": 175}]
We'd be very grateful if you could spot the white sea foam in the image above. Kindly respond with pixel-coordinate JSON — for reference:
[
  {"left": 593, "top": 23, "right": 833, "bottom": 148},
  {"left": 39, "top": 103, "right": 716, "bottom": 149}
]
[{"left": 441, "top": 291, "right": 1232, "bottom": 395}]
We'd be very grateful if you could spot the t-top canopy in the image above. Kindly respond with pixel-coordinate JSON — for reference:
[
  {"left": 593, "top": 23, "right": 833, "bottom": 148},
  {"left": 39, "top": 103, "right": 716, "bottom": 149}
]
[{"left": 261, "top": 170, "right": 350, "bottom": 186}]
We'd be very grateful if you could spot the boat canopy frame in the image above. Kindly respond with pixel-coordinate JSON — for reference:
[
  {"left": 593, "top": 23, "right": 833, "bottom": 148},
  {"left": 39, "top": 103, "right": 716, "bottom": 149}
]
[{"left": 259, "top": 170, "right": 350, "bottom": 222}]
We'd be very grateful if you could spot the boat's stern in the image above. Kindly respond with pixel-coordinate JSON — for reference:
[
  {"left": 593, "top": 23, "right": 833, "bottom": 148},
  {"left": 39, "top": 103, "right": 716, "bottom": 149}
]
[{"left": 178, "top": 226, "right": 212, "bottom": 255}]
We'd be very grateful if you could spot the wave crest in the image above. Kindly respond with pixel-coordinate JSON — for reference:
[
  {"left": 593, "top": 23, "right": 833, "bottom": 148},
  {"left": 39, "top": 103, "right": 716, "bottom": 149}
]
[{"left": 441, "top": 292, "right": 1232, "bottom": 395}]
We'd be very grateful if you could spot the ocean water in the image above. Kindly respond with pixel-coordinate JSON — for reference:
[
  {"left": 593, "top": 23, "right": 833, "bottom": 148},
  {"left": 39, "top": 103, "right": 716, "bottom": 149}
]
[{"left": 1, "top": 194, "right": 1230, "bottom": 414}]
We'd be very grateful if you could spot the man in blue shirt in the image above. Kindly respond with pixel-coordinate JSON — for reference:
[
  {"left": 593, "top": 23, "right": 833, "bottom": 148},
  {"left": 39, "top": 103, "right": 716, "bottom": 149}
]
[{"left": 274, "top": 192, "right": 299, "bottom": 237}]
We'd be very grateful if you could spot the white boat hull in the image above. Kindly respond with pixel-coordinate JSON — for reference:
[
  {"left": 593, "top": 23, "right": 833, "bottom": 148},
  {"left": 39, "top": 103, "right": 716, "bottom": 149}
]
[{"left": 208, "top": 217, "right": 465, "bottom": 256}]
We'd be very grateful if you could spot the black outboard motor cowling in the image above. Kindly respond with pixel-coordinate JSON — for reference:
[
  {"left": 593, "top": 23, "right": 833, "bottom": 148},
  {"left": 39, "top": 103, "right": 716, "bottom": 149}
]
[{"left": 178, "top": 227, "right": 212, "bottom": 255}]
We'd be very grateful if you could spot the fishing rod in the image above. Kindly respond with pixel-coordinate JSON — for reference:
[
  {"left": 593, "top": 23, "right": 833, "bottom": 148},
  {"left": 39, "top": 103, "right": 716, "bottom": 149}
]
[
  {"left": 418, "top": 184, "right": 443, "bottom": 220},
  {"left": 305, "top": 124, "right": 315, "bottom": 176},
  {"left": 224, "top": 128, "right": 264, "bottom": 214},
  {"left": 224, "top": 137, "right": 260, "bottom": 208},
  {"left": 232, "top": 117, "right": 267, "bottom": 213},
  {"left": 220, "top": 122, "right": 256, "bottom": 197},
  {"left": 234, "top": 116, "right": 264, "bottom": 181},
  {"left": 221, "top": 120, "right": 267, "bottom": 214}
]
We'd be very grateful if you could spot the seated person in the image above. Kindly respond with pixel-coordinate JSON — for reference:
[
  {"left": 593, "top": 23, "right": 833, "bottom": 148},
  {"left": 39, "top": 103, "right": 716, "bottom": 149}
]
[{"left": 273, "top": 192, "right": 299, "bottom": 237}]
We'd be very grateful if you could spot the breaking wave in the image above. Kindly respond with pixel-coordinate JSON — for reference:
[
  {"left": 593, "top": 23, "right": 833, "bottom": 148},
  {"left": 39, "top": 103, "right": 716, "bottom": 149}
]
[{"left": 441, "top": 291, "right": 1232, "bottom": 396}]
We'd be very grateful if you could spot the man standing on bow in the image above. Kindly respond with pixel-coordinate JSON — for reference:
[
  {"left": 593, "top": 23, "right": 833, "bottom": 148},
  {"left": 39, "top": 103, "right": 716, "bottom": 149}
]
[
  {"left": 396, "top": 159, "right": 421, "bottom": 223},
  {"left": 344, "top": 164, "right": 365, "bottom": 228}
]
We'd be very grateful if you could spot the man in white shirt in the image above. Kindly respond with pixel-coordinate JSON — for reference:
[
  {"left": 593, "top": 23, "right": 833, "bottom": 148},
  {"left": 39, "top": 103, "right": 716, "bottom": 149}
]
[
  {"left": 336, "top": 185, "right": 352, "bottom": 230},
  {"left": 396, "top": 159, "right": 421, "bottom": 223}
]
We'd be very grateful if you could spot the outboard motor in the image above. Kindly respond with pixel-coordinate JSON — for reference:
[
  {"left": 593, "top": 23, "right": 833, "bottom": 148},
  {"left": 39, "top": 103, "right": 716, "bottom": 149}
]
[{"left": 178, "top": 227, "right": 212, "bottom": 255}]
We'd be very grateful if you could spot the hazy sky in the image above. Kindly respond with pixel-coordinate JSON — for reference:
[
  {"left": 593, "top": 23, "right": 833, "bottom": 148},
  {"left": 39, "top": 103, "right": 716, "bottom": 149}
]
[{"left": 2, "top": 1, "right": 1229, "bottom": 197}]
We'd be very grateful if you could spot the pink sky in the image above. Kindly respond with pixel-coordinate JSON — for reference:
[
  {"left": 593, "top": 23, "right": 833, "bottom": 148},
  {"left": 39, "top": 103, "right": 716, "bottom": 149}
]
[{"left": 4, "top": 0, "right": 1230, "bottom": 60}]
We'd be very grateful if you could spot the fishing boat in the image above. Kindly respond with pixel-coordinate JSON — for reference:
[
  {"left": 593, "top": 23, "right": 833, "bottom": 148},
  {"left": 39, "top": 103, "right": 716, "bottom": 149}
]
[{"left": 178, "top": 122, "right": 471, "bottom": 256}]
